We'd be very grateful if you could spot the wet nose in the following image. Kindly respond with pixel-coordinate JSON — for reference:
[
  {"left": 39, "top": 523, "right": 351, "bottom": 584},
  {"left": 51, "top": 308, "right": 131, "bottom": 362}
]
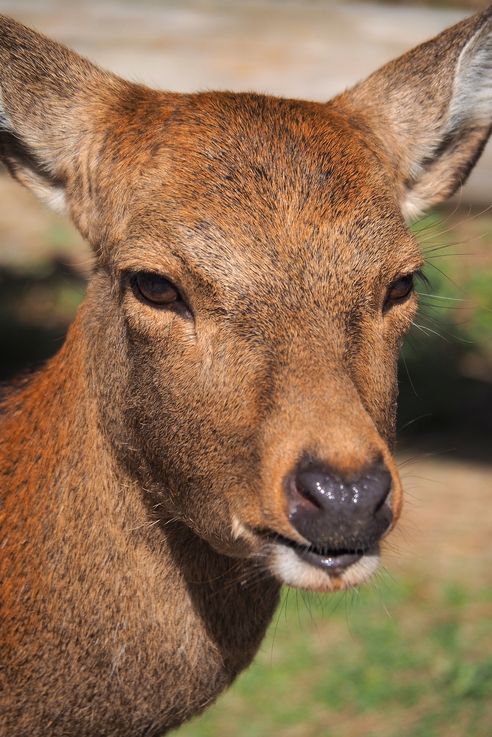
[{"left": 286, "top": 458, "right": 393, "bottom": 551}]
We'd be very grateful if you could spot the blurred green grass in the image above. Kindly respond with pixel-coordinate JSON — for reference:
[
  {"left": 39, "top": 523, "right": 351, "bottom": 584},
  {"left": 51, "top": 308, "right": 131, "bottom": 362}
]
[{"left": 177, "top": 579, "right": 492, "bottom": 737}]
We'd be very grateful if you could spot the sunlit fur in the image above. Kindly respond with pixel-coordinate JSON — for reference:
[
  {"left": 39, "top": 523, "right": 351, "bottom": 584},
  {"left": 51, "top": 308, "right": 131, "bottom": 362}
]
[{"left": 1, "top": 8, "right": 491, "bottom": 737}]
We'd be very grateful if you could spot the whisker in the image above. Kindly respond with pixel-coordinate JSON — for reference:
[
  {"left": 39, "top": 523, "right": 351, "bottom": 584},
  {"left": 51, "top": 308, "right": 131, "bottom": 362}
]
[
  {"left": 269, "top": 588, "right": 289, "bottom": 662},
  {"left": 415, "top": 202, "right": 492, "bottom": 244},
  {"left": 411, "top": 321, "right": 448, "bottom": 341},
  {"left": 398, "top": 413, "right": 433, "bottom": 432},
  {"left": 400, "top": 351, "right": 419, "bottom": 397},
  {"left": 418, "top": 303, "right": 466, "bottom": 313},
  {"left": 417, "top": 292, "right": 463, "bottom": 302},
  {"left": 425, "top": 252, "right": 472, "bottom": 260}
]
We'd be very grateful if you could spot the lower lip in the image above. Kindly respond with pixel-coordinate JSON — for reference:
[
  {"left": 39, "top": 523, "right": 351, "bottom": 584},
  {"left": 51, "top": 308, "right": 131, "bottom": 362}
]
[
  {"left": 267, "top": 543, "right": 381, "bottom": 592},
  {"left": 295, "top": 548, "right": 362, "bottom": 575},
  {"left": 252, "top": 528, "right": 373, "bottom": 579}
]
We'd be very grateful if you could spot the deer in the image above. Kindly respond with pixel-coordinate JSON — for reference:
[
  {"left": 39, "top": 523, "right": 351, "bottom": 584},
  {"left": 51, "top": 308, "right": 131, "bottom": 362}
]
[{"left": 1, "top": 6, "right": 491, "bottom": 736}]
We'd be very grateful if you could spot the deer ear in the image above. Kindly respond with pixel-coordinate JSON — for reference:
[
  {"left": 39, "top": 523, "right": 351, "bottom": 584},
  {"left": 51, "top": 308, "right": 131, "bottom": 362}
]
[
  {"left": 0, "top": 15, "right": 121, "bottom": 215},
  {"left": 338, "top": 7, "right": 492, "bottom": 220}
]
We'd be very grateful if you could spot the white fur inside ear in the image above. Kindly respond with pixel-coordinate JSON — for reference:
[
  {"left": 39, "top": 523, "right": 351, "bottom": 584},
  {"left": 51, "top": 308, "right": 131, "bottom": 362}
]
[
  {"left": 401, "top": 193, "right": 428, "bottom": 223},
  {"left": 0, "top": 89, "right": 11, "bottom": 131},
  {"left": 402, "top": 17, "right": 492, "bottom": 222},
  {"left": 43, "top": 186, "right": 66, "bottom": 214},
  {"left": 12, "top": 167, "right": 68, "bottom": 215},
  {"left": 448, "top": 19, "right": 492, "bottom": 131},
  {"left": 1, "top": 89, "right": 67, "bottom": 214}
]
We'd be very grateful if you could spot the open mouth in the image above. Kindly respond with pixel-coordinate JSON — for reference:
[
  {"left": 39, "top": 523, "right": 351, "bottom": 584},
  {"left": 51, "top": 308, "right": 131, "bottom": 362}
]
[{"left": 255, "top": 529, "right": 376, "bottom": 577}]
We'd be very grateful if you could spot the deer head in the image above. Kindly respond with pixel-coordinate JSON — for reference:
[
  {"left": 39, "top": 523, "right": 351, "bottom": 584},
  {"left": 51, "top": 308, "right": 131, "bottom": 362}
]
[{"left": 1, "top": 8, "right": 491, "bottom": 593}]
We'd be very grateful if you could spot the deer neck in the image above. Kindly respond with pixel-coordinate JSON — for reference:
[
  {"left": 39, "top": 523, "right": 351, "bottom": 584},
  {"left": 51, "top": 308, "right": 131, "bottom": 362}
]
[{"left": 1, "top": 304, "right": 280, "bottom": 734}]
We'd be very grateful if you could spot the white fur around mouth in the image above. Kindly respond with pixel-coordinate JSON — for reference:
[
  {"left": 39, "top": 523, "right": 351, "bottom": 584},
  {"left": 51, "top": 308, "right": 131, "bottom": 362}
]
[{"left": 268, "top": 544, "right": 380, "bottom": 592}]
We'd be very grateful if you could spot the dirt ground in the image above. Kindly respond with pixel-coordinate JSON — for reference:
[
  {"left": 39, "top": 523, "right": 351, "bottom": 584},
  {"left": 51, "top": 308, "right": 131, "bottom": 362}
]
[{"left": 390, "top": 455, "right": 492, "bottom": 587}]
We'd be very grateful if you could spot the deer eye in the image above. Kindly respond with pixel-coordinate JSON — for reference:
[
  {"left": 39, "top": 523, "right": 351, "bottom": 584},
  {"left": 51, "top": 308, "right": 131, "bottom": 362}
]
[
  {"left": 384, "top": 274, "right": 414, "bottom": 310},
  {"left": 133, "top": 272, "right": 181, "bottom": 307}
]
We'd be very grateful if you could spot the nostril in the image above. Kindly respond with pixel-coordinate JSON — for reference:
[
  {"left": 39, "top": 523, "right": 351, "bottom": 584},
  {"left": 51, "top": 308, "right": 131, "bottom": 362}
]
[
  {"left": 286, "top": 471, "right": 323, "bottom": 512},
  {"left": 292, "top": 471, "right": 325, "bottom": 510},
  {"left": 292, "top": 464, "right": 363, "bottom": 512},
  {"left": 360, "top": 463, "right": 392, "bottom": 512}
]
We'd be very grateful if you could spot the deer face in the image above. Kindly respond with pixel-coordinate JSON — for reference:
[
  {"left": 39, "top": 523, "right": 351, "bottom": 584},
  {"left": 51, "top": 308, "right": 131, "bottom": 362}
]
[
  {"left": 1, "top": 10, "right": 491, "bottom": 591},
  {"left": 86, "top": 93, "right": 419, "bottom": 592}
]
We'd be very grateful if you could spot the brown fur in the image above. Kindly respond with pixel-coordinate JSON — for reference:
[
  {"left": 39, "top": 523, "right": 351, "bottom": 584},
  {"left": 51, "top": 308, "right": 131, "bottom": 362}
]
[{"left": 1, "top": 9, "right": 491, "bottom": 736}]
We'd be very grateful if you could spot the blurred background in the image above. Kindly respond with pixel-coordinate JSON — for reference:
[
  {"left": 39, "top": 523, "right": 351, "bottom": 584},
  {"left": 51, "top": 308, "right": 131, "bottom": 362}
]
[{"left": 0, "top": 1, "right": 491, "bottom": 736}]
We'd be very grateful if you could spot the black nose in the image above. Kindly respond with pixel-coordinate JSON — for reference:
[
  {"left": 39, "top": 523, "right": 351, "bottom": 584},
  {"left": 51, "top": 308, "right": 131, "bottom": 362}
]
[{"left": 286, "top": 458, "right": 393, "bottom": 551}]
